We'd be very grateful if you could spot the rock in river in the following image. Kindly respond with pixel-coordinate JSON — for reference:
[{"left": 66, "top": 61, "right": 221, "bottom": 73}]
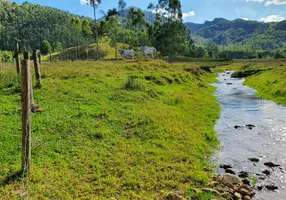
[
  {"left": 264, "top": 162, "right": 280, "bottom": 167},
  {"left": 225, "top": 168, "right": 236, "bottom": 175},
  {"left": 262, "top": 169, "right": 271, "bottom": 175},
  {"left": 265, "top": 185, "right": 278, "bottom": 191},
  {"left": 248, "top": 158, "right": 260, "bottom": 162},
  {"left": 238, "top": 171, "right": 249, "bottom": 178},
  {"left": 222, "top": 174, "right": 243, "bottom": 185}
]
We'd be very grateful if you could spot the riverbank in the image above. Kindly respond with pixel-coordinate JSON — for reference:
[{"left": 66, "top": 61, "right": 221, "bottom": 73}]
[
  {"left": 0, "top": 60, "right": 222, "bottom": 199},
  {"left": 229, "top": 61, "right": 286, "bottom": 106},
  {"left": 245, "top": 67, "right": 286, "bottom": 106}
]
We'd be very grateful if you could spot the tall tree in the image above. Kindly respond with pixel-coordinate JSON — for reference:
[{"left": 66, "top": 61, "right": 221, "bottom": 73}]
[
  {"left": 106, "top": 15, "right": 122, "bottom": 60},
  {"left": 118, "top": 0, "right": 126, "bottom": 14},
  {"left": 85, "top": 0, "right": 102, "bottom": 59},
  {"left": 152, "top": 0, "right": 188, "bottom": 61},
  {"left": 118, "top": 0, "right": 126, "bottom": 48}
]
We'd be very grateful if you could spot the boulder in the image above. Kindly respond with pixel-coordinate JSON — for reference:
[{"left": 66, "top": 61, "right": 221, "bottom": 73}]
[
  {"left": 257, "top": 186, "right": 263, "bottom": 190},
  {"left": 237, "top": 188, "right": 252, "bottom": 196},
  {"left": 265, "top": 185, "right": 278, "bottom": 191},
  {"left": 242, "top": 179, "right": 250, "bottom": 185},
  {"left": 262, "top": 170, "right": 270, "bottom": 175},
  {"left": 264, "top": 162, "right": 280, "bottom": 167},
  {"left": 238, "top": 171, "right": 249, "bottom": 178},
  {"left": 243, "top": 196, "right": 251, "bottom": 200},
  {"left": 234, "top": 192, "right": 242, "bottom": 199},
  {"left": 225, "top": 168, "right": 236, "bottom": 175},
  {"left": 220, "top": 164, "right": 233, "bottom": 169},
  {"left": 222, "top": 174, "right": 243, "bottom": 185}
]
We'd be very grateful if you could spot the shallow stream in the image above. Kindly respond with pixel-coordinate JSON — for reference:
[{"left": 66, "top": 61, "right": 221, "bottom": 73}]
[{"left": 213, "top": 71, "right": 286, "bottom": 200}]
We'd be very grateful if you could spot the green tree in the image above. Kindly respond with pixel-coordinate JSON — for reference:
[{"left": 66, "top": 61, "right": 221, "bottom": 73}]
[
  {"left": 205, "top": 41, "right": 219, "bottom": 58},
  {"left": 152, "top": 0, "right": 188, "bottom": 61},
  {"left": 53, "top": 42, "right": 63, "bottom": 52},
  {"left": 86, "top": 0, "right": 102, "bottom": 59},
  {"left": 127, "top": 8, "right": 146, "bottom": 30},
  {"left": 106, "top": 15, "right": 122, "bottom": 60},
  {"left": 40, "top": 40, "right": 52, "bottom": 55},
  {"left": 82, "top": 19, "right": 93, "bottom": 37},
  {"left": 118, "top": 0, "right": 127, "bottom": 47}
]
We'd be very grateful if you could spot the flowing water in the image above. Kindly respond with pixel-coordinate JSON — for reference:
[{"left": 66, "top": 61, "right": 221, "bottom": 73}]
[{"left": 213, "top": 71, "right": 286, "bottom": 200}]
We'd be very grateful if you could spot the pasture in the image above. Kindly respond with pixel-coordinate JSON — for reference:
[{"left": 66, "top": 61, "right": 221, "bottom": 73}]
[{"left": 0, "top": 60, "right": 221, "bottom": 199}]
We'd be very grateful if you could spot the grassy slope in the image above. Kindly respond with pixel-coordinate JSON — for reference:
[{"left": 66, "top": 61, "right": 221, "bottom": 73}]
[
  {"left": 226, "top": 61, "right": 286, "bottom": 106},
  {"left": 0, "top": 60, "right": 220, "bottom": 199},
  {"left": 42, "top": 43, "right": 129, "bottom": 61},
  {"left": 245, "top": 67, "right": 286, "bottom": 106}
]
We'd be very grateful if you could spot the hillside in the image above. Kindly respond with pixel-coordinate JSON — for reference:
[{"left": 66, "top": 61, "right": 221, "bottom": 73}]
[
  {"left": 186, "top": 18, "right": 286, "bottom": 50},
  {"left": 0, "top": 0, "right": 93, "bottom": 51}
]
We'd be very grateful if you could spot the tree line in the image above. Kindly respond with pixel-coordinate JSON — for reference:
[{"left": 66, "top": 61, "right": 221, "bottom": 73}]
[{"left": 1, "top": 0, "right": 286, "bottom": 62}]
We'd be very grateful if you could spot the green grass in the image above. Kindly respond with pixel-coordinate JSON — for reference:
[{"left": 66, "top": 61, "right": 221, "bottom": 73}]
[
  {"left": 221, "top": 61, "right": 286, "bottom": 106},
  {"left": 244, "top": 67, "right": 286, "bottom": 106},
  {"left": 0, "top": 60, "right": 221, "bottom": 199}
]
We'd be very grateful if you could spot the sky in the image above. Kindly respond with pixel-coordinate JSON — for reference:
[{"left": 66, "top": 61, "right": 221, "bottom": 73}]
[{"left": 12, "top": 0, "right": 286, "bottom": 23}]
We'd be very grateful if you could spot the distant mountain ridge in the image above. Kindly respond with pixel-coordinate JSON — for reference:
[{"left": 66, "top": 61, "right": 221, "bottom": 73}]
[
  {"left": 114, "top": 8, "right": 286, "bottom": 50},
  {"left": 185, "top": 18, "right": 286, "bottom": 50}
]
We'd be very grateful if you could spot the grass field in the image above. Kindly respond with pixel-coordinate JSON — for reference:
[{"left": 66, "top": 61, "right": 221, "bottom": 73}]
[{"left": 0, "top": 60, "right": 222, "bottom": 199}]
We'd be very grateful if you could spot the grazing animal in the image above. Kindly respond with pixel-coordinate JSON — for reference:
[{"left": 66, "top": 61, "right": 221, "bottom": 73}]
[
  {"left": 140, "top": 46, "right": 157, "bottom": 59},
  {"left": 119, "top": 49, "right": 136, "bottom": 60}
]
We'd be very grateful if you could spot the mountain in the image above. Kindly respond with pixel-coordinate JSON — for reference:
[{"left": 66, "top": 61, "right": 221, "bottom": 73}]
[{"left": 186, "top": 18, "right": 286, "bottom": 50}]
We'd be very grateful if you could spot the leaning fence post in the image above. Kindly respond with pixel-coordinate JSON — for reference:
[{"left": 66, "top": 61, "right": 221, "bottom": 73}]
[
  {"left": 14, "top": 43, "right": 21, "bottom": 75},
  {"left": 21, "top": 52, "right": 31, "bottom": 175},
  {"left": 33, "top": 49, "right": 42, "bottom": 89}
]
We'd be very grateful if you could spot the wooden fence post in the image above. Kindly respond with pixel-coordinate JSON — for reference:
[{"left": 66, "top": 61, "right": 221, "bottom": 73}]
[
  {"left": 14, "top": 43, "right": 20, "bottom": 75},
  {"left": 21, "top": 52, "right": 31, "bottom": 175},
  {"left": 38, "top": 53, "right": 42, "bottom": 64},
  {"left": 33, "top": 49, "right": 42, "bottom": 89}
]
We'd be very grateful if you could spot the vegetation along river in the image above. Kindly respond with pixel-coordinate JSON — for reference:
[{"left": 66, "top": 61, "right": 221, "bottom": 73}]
[{"left": 213, "top": 71, "right": 286, "bottom": 200}]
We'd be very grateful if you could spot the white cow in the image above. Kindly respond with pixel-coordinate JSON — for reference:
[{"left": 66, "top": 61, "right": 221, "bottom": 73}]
[
  {"left": 140, "top": 46, "right": 157, "bottom": 59},
  {"left": 119, "top": 49, "right": 136, "bottom": 60}
]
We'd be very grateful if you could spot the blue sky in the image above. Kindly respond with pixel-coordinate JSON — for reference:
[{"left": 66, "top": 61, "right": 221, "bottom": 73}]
[{"left": 13, "top": 0, "right": 286, "bottom": 23}]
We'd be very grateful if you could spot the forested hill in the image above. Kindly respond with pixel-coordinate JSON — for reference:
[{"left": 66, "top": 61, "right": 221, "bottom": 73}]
[
  {"left": 186, "top": 18, "right": 286, "bottom": 50},
  {"left": 0, "top": 0, "right": 94, "bottom": 51},
  {"left": 1, "top": 0, "right": 286, "bottom": 52}
]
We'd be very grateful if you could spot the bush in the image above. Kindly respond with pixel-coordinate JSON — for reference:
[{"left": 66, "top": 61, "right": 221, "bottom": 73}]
[
  {"left": 0, "top": 50, "right": 12, "bottom": 62},
  {"left": 124, "top": 76, "right": 144, "bottom": 91}
]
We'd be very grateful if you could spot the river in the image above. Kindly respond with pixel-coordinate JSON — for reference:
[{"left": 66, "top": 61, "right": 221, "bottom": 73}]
[{"left": 212, "top": 71, "right": 286, "bottom": 200}]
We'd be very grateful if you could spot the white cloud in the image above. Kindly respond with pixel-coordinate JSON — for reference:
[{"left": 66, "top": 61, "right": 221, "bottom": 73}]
[
  {"left": 240, "top": 17, "right": 249, "bottom": 20},
  {"left": 265, "top": 0, "right": 286, "bottom": 6},
  {"left": 183, "top": 11, "right": 196, "bottom": 19},
  {"left": 80, "top": 0, "right": 100, "bottom": 5},
  {"left": 241, "top": 0, "right": 264, "bottom": 3},
  {"left": 260, "top": 15, "right": 284, "bottom": 22},
  {"left": 80, "top": 0, "right": 88, "bottom": 5},
  {"left": 244, "top": 0, "right": 264, "bottom": 2}
]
